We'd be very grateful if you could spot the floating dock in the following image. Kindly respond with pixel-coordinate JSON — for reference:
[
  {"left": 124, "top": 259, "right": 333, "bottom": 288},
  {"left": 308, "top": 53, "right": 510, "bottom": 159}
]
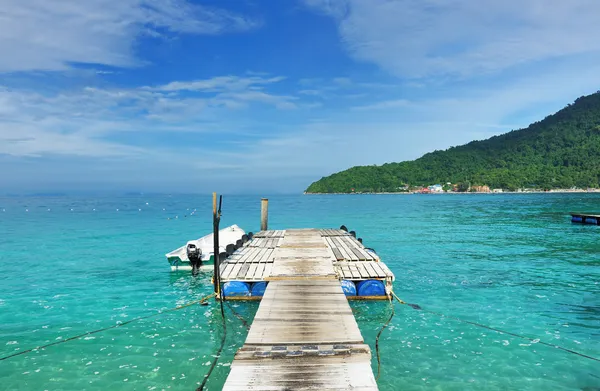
[
  {"left": 219, "top": 228, "right": 394, "bottom": 298},
  {"left": 221, "top": 228, "right": 390, "bottom": 390},
  {"left": 570, "top": 212, "right": 600, "bottom": 225}
]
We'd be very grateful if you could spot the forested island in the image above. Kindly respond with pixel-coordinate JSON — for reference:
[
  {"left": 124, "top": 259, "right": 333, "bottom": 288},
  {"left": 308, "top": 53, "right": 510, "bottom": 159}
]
[{"left": 305, "top": 91, "right": 600, "bottom": 193}]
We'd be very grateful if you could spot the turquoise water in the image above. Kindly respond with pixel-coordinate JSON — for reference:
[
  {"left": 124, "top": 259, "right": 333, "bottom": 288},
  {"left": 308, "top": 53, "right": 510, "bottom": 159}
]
[{"left": 1, "top": 193, "right": 599, "bottom": 390}]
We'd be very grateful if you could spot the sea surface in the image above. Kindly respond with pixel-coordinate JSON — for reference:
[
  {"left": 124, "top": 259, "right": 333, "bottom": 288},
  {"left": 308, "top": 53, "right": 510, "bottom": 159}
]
[{"left": 0, "top": 193, "right": 599, "bottom": 390}]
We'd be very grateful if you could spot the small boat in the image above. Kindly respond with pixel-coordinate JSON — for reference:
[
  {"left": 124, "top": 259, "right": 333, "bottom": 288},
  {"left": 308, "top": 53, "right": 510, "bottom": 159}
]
[{"left": 166, "top": 224, "right": 246, "bottom": 271}]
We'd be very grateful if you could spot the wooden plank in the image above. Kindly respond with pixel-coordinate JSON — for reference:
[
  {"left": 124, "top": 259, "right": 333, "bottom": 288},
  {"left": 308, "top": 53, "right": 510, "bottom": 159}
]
[
  {"left": 269, "top": 258, "right": 336, "bottom": 280},
  {"left": 246, "top": 262, "right": 259, "bottom": 280},
  {"left": 223, "top": 355, "right": 377, "bottom": 390},
  {"left": 257, "top": 248, "right": 273, "bottom": 263},
  {"left": 252, "top": 262, "right": 266, "bottom": 280},
  {"left": 228, "top": 262, "right": 244, "bottom": 280},
  {"left": 262, "top": 263, "right": 273, "bottom": 279},
  {"left": 245, "top": 281, "right": 363, "bottom": 345},
  {"left": 350, "top": 247, "right": 367, "bottom": 261},
  {"left": 237, "top": 263, "right": 251, "bottom": 279},
  {"left": 219, "top": 263, "right": 232, "bottom": 279},
  {"left": 364, "top": 262, "right": 379, "bottom": 278},
  {"left": 333, "top": 237, "right": 355, "bottom": 261},
  {"left": 341, "top": 236, "right": 366, "bottom": 261},
  {"left": 370, "top": 261, "right": 388, "bottom": 278},
  {"left": 331, "top": 247, "right": 344, "bottom": 261},
  {"left": 242, "top": 247, "right": 263, "bottom": 264}
]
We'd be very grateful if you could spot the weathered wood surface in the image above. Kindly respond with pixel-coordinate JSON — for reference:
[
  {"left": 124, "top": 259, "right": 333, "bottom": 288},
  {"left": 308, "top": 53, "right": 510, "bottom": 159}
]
[
  {"left": 223, "top": 353, "right": 377, "bottom": 390},
  {"left": 245, "top": 280, "right": 363, "bottom": 345},
  {"left": 253, "top": 230, "right": 286, "bottom": 238},
  {"left": 223, "top": 279, "right": 377, "bottom": 390},
  {"left": 219, "top": 228, "right": 393, "bottom": 282}
]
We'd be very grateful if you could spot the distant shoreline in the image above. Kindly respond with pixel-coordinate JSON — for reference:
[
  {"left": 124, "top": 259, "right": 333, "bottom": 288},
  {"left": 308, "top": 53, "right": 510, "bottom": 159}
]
[{"left": 304, "top": 189, "right": 600, "bottom": 195}]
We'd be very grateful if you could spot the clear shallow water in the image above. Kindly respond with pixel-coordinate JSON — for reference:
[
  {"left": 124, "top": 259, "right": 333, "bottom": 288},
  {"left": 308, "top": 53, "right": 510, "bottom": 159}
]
[{"left": 0, "top": 193, "right": 598, "bottom": 390}]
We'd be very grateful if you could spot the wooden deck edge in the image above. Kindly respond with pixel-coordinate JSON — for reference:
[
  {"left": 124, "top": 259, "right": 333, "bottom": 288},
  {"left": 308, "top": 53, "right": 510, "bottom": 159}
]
[
  {"left": 265, "top": 275, "right": 338, "bottom": 281},
  {"left": 219, "top": 295, "right": 390, "bottom": 301}
]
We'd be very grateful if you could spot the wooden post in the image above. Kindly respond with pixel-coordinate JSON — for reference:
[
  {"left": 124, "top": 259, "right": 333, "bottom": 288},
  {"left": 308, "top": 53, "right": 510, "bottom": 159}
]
[
  {"left": 260, "top": 198, "right": 269, "bottom": 231},
  {"left": 213, "top": 192, "right": 220, "bottom": 294}
]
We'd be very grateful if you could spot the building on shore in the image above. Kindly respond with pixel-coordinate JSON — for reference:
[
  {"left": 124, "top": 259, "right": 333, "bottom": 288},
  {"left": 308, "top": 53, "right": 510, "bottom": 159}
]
[
  {"left": 472, "top": 185, "right": 491, "bottom": 193},
  {"left": 428, "top": 184, "right": 444, "bottom": 193}
]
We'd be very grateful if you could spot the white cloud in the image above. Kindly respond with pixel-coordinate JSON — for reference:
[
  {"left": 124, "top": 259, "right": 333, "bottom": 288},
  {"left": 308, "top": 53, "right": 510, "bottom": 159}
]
[
  {"left": 0, "top": 0, "right": 258, "bottom": 72},
  {"left": 153, "top": 76, "right": 286, "bottom": 92},
  {"left": 305, "top": 0, "right": 600, "bottom": 78},
  {"left": 0, "top": 75, "right": 293, "bottom": 157},
  {"left": 352, "top": 99, "right": 409, "bottom": 111}
]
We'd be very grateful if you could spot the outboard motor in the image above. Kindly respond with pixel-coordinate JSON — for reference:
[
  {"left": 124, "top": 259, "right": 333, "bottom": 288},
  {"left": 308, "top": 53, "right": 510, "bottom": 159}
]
[
  {"left": 236, "top": 239, "right": 243, "bottom": 249},
  {"left": 340, "top": 225, "right": 348, "bottom": 232},
  {"left": 349, "top": 230, "right": 356, "bottom": 238},
  {"left": 187, "top": 243, "right": 202, "bottom": 275},
  {"left": 242, "top": 234, "right": 249, "bottom": 244}
]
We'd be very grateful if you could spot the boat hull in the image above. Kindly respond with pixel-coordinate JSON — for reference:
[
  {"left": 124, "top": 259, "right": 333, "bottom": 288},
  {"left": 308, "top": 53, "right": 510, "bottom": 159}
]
[{"left": 165, "top": 224, "right": 245, "bottom": 271}]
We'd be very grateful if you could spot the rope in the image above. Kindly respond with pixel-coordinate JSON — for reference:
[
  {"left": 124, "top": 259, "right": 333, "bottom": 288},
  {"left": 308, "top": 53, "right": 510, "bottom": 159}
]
[
  {"left": 375, "top": 296, "right": 395, "bottom": 381},
  {"left": 0, "top": 292, "right": 217, "bottom": 362},
  {"left": 226, "top": 301, "right": 251, "bottom": 331},
  {"left": 196, "top": 295, "right": 227, "bottom": 391},
  {"left": 390, "top": 291, "right": 600, "bottom": 363}
]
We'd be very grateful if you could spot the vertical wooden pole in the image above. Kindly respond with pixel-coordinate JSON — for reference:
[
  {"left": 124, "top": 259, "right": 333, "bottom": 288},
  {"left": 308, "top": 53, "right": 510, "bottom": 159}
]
[
  {"left": 213, "top": 192, "right": 219, "bottom": 294},
  {"left": 260, "top": 198, "right": 269, "bottom": 231}
]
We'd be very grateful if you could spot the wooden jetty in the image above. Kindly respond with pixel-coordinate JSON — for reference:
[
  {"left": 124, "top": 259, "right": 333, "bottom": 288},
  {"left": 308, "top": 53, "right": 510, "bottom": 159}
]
[
  {"left": 570, "top": 212, "right": 600, "bottom": 225},
  {"left": 221, "top": 227, "right": 389, "bottom": 390},
  {"left": 219, "top": 228, "right": 394, "bottom": 297}
]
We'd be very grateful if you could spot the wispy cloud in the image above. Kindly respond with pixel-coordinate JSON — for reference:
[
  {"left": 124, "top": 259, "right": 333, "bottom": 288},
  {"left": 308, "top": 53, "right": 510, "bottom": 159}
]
[
  {"left": 152, "top": 76, "right": 286, "bottom": 92},
  {"left": 352, "top": 99, "right": 410, "bottom": 111},
  {"left": 0, "top": 75, "right": 294, "bottom": 157},
  {"left": 305, "top": 0, "right": 600, "bottom": 78},
  {"left": 0, "top": 0, "right": 259, "bottom": 72}
]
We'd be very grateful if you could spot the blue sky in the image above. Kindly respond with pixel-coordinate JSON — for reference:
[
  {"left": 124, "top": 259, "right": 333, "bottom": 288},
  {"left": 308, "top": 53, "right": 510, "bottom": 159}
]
[{"left": 1, "top": 0, "right": 600, "bottom": 194}]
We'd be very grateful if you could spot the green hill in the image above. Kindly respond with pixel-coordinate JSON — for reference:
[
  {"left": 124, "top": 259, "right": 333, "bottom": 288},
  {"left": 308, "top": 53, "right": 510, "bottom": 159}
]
[{"left": 305, "top": 91, "right": 600, "bottom": 193}]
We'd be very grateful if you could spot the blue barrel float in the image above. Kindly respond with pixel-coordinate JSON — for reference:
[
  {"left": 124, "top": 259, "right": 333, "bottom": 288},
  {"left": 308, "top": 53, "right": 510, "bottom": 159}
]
[
  {"left": 572, "top": 216, "right": 583, "bottom": 223},
  {"left": 251, "top": 281, "right": 268, "bottom": 296},
  {"left": 586, "top": 218, "right": 598, "bottom": 225},
  {"left": 356, "top": 280, "right": 386, "bottom": 296},
  {"left": 222, "top": 281, "right": 251, "bottom": 297},
  {"left": 340, "top": 280, "right": 357, "bottom": 296}
]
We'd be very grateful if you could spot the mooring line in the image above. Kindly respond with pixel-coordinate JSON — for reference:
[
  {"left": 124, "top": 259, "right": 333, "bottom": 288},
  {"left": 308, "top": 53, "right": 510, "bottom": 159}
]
[
  {"left": 0, "top": 293, "right": 217, "bottom": 362},
  {"left": 196, "top": 294, "right": 227, "bottom": 391},
  {"left": 390, "top": 291, "right": 600, "bottom": 363},
  {"left": 375, "top": 297, "right": 395, "bottom": 382},
  {"left": 225, "top": 301, "right": 251, "bottom": 331}
]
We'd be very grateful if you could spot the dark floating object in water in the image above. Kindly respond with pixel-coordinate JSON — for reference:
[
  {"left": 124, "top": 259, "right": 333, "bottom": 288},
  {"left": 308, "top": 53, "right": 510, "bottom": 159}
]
[{"left": 570, "top": 212, "right": 600, "bottom": 225}]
